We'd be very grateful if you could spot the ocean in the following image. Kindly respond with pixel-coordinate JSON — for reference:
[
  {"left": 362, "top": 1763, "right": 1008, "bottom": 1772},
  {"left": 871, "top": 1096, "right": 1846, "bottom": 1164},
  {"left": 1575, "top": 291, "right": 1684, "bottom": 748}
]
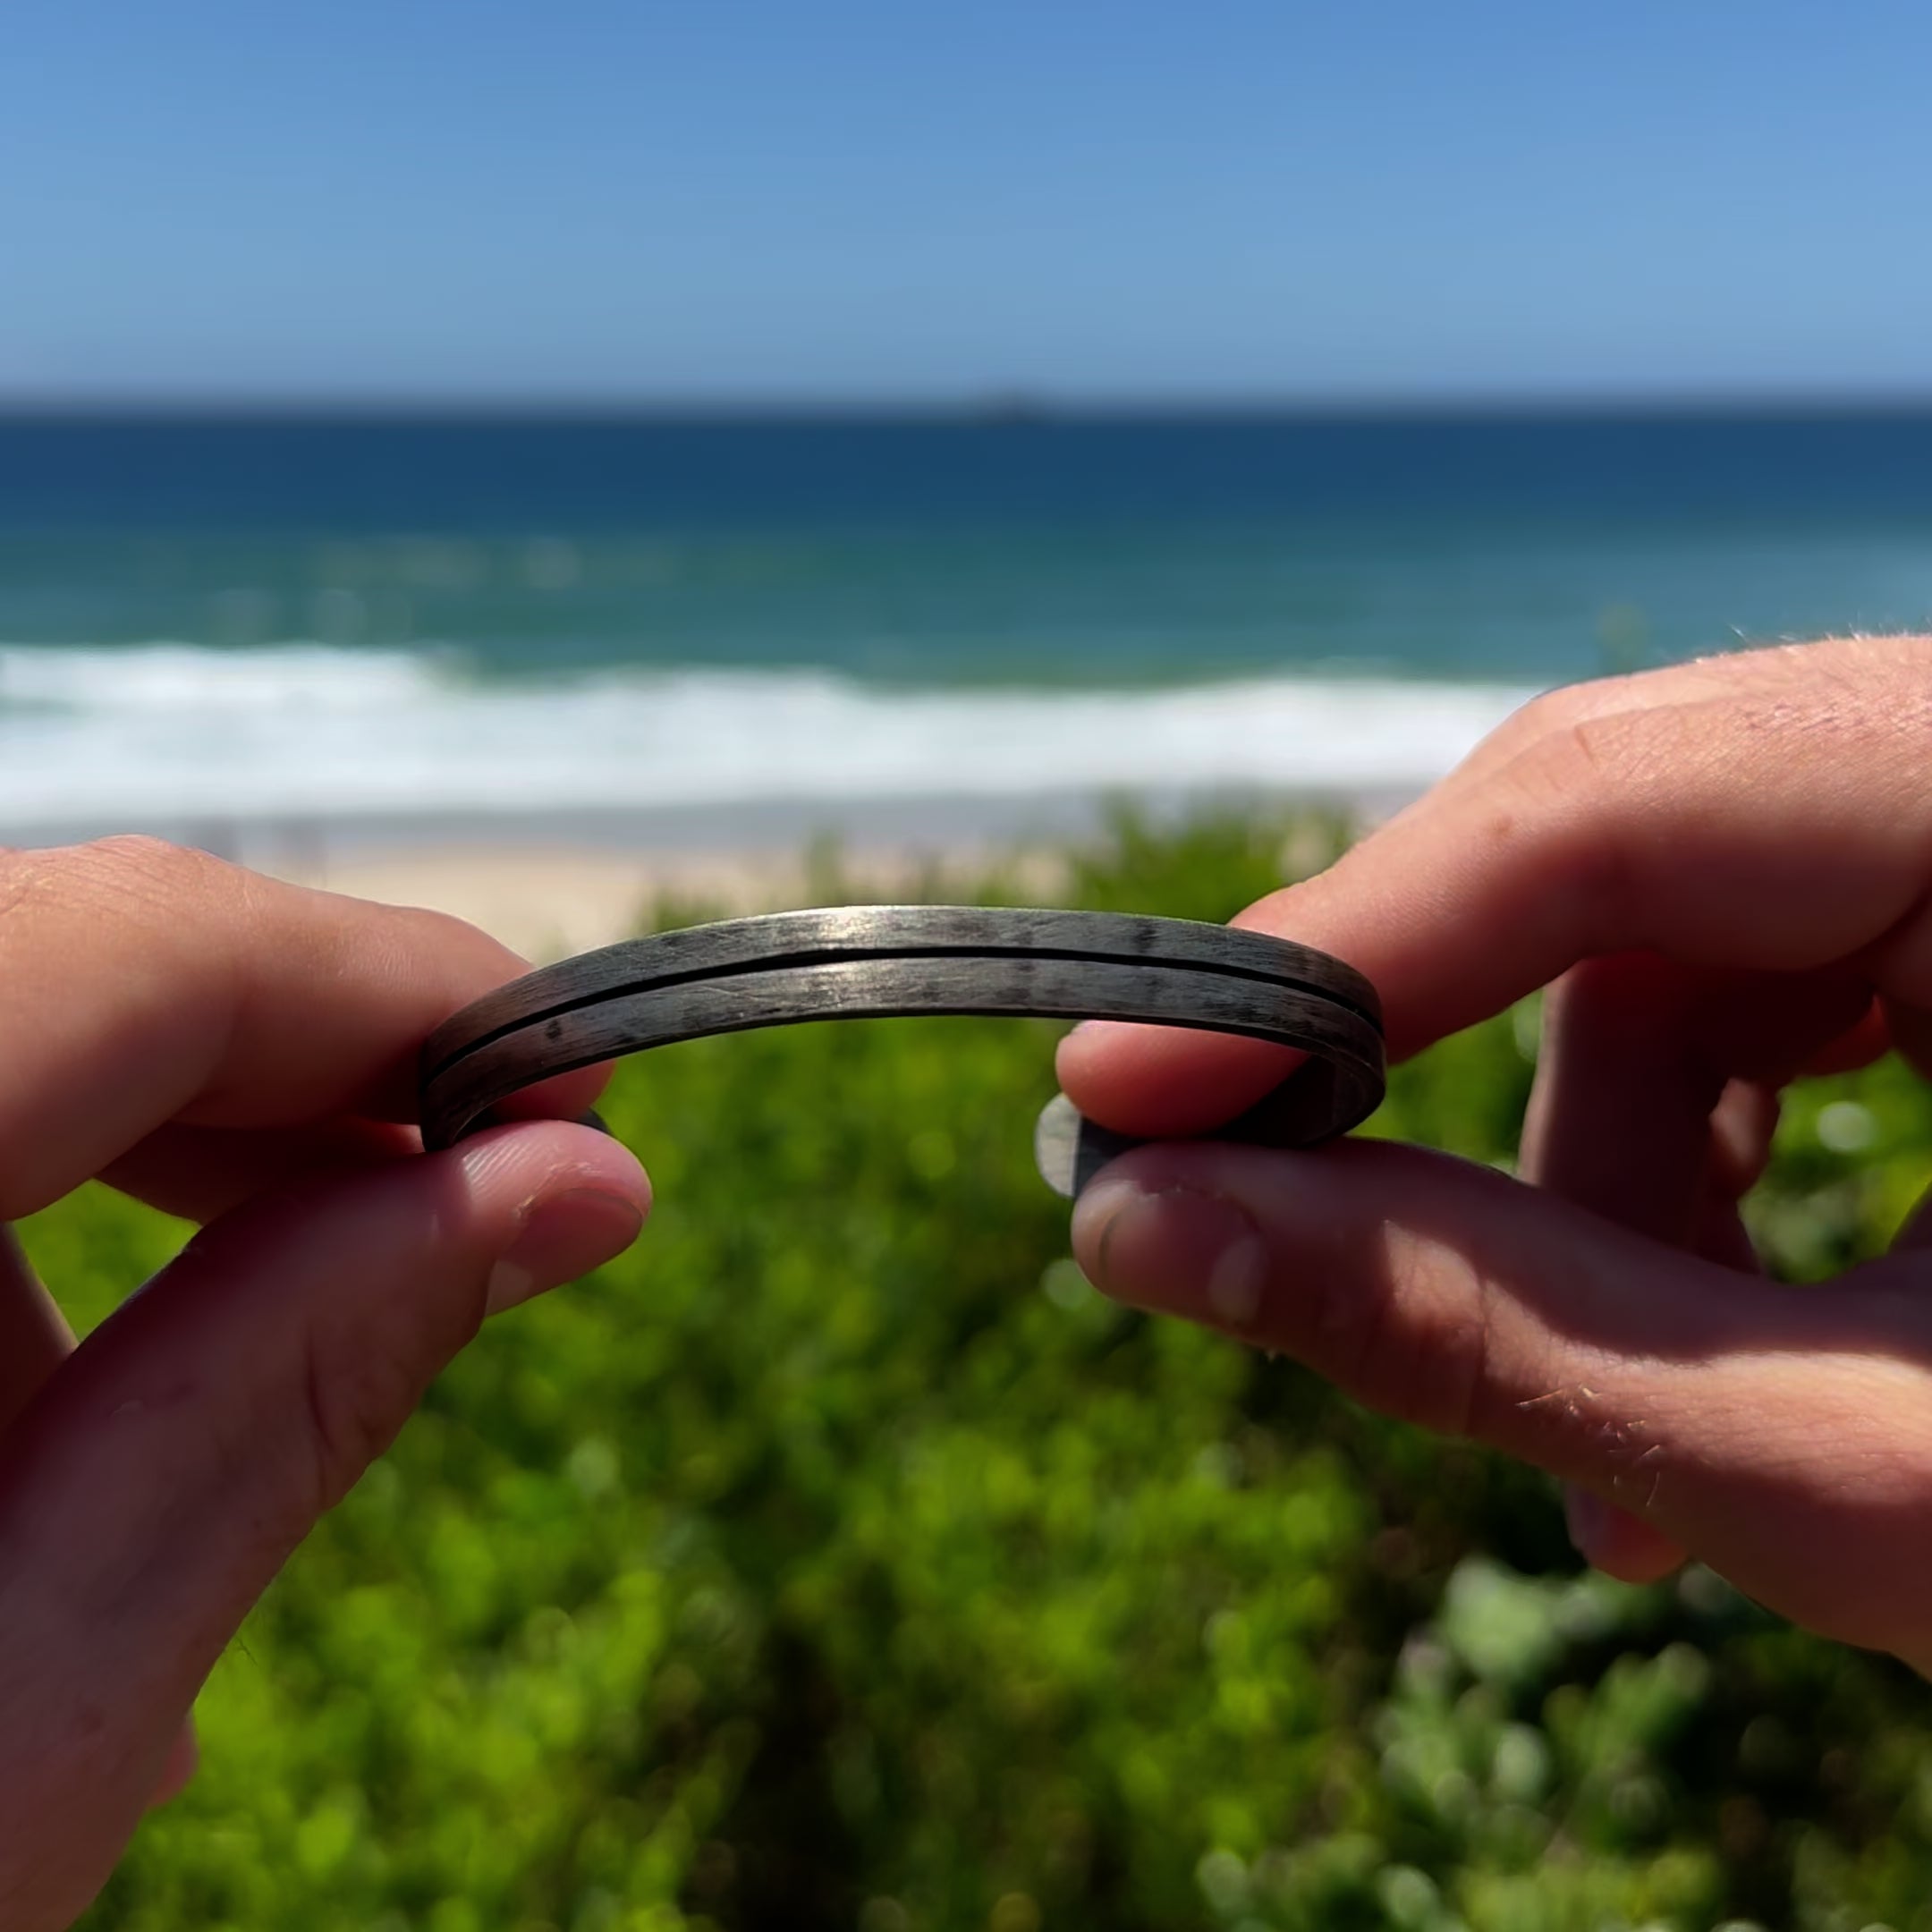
[{"left": 4, "top": 411, "right": 1931, "bottom": 837}]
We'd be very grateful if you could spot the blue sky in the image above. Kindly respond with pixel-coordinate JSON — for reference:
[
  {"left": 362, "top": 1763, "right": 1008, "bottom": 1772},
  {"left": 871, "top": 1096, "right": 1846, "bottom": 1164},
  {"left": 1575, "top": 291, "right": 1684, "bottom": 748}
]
[{"left": 4, "top": 1, "right": 1930, "bottom": 402}]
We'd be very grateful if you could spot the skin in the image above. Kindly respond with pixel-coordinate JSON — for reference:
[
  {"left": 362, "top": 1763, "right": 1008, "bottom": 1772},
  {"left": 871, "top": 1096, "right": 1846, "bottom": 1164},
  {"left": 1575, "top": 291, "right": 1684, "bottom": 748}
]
[
  {"left": 8, "top": 636, "right": 1927, "bottom": 1917},
  {"left": 0, "top": 837, "right": 652, "bottom": 1932},
  {"left": 1059, "top": 634, "right": 1932, "bottom": 1671}
]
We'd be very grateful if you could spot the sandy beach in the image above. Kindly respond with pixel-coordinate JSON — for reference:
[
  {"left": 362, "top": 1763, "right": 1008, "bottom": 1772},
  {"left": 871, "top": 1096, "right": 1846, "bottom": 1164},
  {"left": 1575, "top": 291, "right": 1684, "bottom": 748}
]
[
  {"left": 263, "top": 837, "right": 1074, "bottom": 960},
  {"left": 120, "top": 785, "right": 1394, "bottom": 960},
  {"left": 204, "top": 790, "right": 1318, "bottom": 960}
]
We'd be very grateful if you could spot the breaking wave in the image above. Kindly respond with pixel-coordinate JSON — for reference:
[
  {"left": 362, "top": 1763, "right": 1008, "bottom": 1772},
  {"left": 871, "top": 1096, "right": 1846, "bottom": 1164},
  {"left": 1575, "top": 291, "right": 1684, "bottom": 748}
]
[{"left": 0, "top": 642, "right": 1537, "bottom": 830}]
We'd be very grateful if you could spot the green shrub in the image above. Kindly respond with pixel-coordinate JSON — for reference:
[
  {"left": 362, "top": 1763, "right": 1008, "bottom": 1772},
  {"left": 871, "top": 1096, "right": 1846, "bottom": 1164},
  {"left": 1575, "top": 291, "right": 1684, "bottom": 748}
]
[{"left": 23, "top": 810, "right": 1932, "bottom": 1932}]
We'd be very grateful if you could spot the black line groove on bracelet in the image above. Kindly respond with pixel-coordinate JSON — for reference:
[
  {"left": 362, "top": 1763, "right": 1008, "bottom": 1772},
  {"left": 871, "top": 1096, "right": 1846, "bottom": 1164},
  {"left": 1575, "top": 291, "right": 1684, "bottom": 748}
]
[{"left": 421, "top": 938, "right": 1383, "bottom": 1087}]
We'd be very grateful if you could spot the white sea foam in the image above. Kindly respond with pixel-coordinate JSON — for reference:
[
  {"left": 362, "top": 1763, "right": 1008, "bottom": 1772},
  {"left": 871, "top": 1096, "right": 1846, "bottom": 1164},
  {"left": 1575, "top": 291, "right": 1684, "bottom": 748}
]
[{"left": 0, "top": 642, "right": 1538, "bottom": 831}]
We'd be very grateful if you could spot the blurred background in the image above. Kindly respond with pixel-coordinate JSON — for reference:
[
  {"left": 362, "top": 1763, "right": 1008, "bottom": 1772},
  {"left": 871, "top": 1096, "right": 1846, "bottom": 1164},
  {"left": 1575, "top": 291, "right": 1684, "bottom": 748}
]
[
  {"left": 9, "top": 4, "right": 1932, "bottom": 1928},
  {"left": 6, "top": 2, "right": 1932, "bottom": 937}
]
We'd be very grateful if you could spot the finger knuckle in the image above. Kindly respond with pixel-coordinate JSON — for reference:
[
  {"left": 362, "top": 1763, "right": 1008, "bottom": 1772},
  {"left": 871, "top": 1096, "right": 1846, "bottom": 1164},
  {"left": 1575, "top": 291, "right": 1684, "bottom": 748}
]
[
  {"left": 1477, "top": 674, "right": 1648, "bottom": 772},
  {"left": 1313, "top": 1216, "right": 1494, "bottom": 1441},
  {"left": 0, "top": 844, "right": 36, "bottom": 919},
  {"left": 1578, "top": 1393, "right": 1673, "bottom": 1504},
  {"left": 80, "top": 831, "right": 216, "bottom": 886},
  {"left": 0, "top": 839, "right": 206, "bottom": 971},
  {"left": 1453, "top": 690, "right": 1575, "bottom": 781},
  {"left": 46, "top": 834, "right": 235, "bottom": 928},
  {"left": 1507, "top": 1375, "right": 1677, "bottom": 1507},
  {"left": 294, "top": 1318, "right": 428, "bottom": 1518},
  {"left": 1501, "top": 683, "right": 1594, "bottom": 747},
  {"left": 1486, "top": 723, "right": 1639, "bottom": 941},
  {"left": 13, "top": 838, "right": 249, "bottom": 1021},
  {"left": 292, "top": 1280, "right": 484, "bottom": 1520},
  {"left": 1509, "top": 710, "right": 1631, "bottom": 802}
]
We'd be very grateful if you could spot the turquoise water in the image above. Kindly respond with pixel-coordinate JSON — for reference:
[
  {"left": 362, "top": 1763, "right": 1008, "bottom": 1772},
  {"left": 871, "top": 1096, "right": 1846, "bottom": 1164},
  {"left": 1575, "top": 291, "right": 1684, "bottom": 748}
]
[{"left": 1, "top": 412, "right": 1928, "bottom": 828}]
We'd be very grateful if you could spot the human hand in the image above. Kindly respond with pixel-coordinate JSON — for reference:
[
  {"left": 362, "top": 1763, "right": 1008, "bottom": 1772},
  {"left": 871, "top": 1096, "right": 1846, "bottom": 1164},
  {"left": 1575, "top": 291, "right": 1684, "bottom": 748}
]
[
  {"left": 0, "top": 839, "right": 650, "bottom": 1931},
  {"left": 1058, "top": 635, "right": 1932, "bottom": 1670}
]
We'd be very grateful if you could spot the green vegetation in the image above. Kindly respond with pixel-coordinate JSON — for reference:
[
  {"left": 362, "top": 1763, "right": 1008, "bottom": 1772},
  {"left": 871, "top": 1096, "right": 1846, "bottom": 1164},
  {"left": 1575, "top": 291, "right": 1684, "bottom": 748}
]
[{"left": 28, "top": 811, "right": 1932, "bottom": 1932}]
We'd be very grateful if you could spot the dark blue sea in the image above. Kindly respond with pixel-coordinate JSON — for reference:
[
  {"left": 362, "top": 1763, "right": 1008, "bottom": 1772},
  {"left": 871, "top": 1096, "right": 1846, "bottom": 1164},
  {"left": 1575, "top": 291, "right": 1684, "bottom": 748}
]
[{"left": 3, "top": 411, "right": 1929, "bottom": 829}]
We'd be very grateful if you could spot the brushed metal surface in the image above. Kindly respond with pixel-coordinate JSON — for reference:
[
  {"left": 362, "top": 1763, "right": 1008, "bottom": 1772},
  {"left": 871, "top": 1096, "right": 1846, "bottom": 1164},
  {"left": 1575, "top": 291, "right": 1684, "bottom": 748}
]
[{"left": 418, "top": 905, "right": 1386, "bottom": 1176}]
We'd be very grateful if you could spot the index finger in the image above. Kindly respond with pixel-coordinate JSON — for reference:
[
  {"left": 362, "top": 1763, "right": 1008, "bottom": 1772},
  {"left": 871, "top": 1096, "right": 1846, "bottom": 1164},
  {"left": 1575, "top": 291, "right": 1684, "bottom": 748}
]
[
  {"left": 0, "top": 837, "right": 606, "bottom": 1219},
  {"left": 1059, "top": 638, "right": 1932, "bottom": 1136}
]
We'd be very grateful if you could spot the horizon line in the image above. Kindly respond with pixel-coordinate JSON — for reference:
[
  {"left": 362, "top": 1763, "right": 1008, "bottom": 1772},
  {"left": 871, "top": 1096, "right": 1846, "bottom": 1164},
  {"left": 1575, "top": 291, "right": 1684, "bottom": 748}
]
[{"left": 7, "top": 386, "right": 1932, "bottom": 422}]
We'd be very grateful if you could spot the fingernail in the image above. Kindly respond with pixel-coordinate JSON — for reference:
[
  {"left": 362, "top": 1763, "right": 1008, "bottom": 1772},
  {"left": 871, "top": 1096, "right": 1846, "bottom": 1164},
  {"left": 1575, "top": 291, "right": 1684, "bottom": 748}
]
[
  {"left": 1064, "top": 1018, "right": 1127, "bottom": 1045},
  {"left": 1072, "top": 1175, "right": 1271, "bottom": 1331},
  {"left": 487, "top": 1189, "right": 645, "bottom": 1317},
  {"left": 1563, "top": 1483, "right": 1611, "bottom": 1559}
]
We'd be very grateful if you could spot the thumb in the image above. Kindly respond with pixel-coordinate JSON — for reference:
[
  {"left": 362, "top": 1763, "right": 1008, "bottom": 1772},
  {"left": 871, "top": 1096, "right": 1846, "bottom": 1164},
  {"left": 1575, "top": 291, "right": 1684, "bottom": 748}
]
[
  {"left": 0, "top": 1121, "right": 647, "bottom": 1932},
  {"left": 1072, "top": 1138, "right": 1932, "bottom": 1667}
]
